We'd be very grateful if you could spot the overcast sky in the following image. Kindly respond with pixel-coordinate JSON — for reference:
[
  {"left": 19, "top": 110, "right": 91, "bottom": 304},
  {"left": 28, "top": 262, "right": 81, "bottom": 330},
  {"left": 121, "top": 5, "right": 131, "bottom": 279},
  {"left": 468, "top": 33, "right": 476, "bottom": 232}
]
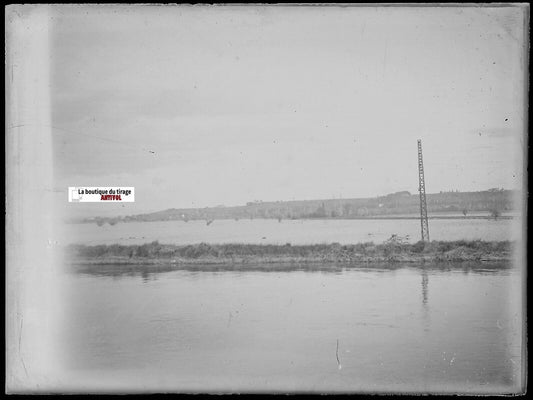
[{"left": 50, "top": 5, "right": 527, "bottom": 216}]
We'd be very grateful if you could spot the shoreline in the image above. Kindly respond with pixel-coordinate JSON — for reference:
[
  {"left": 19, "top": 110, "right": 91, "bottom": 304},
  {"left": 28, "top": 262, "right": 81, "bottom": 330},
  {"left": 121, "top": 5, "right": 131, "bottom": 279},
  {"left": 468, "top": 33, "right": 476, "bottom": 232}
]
[
  {"left": 68, "top": 215, "right": 514, "bottom": 225},
  {"left": 66, "top": 240, "right": 514, "bottom": 266}
]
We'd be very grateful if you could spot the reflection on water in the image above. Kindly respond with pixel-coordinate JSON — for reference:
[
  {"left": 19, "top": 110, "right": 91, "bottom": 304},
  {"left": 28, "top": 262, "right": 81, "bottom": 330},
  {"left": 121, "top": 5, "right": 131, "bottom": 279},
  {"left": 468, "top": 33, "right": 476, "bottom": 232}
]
[
  {"left": 59, "top": 261, "right": 522, "bottom": 394},
  {"left": 421, "top": 269, "right": 429, "bottom": 305},
  {"left": 421, "top": 269, "right": 430, "bottom": 332},
  {"left": 72, "top": 261, "right": 513, "bottom": 280}
]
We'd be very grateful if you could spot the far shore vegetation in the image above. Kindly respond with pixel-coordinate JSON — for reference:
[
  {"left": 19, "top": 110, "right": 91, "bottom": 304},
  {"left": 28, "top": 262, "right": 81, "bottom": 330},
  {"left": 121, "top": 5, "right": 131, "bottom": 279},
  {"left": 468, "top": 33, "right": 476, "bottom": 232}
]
[
  {"left": 66, "top": 238, "right": 513, "bottom": 265},
  {"left": 74, "top": 188, "right": 515, "bottom": 225}
]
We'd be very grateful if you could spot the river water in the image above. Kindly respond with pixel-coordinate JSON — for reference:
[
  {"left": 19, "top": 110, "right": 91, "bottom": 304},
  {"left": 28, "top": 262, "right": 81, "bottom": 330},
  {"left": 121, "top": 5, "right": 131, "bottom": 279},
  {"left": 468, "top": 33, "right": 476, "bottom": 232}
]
[
  {"left": 57, "top": 261, "right": 523, "bottom": 394},
  {"left": 61, "top": 217, "right": 518, "bottom": 246}
]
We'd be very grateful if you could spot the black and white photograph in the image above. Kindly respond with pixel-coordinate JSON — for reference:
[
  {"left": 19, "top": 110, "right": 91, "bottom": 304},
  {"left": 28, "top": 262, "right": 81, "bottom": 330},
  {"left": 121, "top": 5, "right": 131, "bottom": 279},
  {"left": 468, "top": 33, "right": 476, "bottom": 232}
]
[{"left": 5, "top": 4, "right": 528, "bottom": 394}]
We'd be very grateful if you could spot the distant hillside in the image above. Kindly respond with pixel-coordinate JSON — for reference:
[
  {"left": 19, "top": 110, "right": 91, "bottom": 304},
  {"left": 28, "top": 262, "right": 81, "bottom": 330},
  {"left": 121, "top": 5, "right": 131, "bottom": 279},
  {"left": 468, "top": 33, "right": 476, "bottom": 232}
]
[{"left": 80, "top": 189, "right": 517, "bottom": 225}]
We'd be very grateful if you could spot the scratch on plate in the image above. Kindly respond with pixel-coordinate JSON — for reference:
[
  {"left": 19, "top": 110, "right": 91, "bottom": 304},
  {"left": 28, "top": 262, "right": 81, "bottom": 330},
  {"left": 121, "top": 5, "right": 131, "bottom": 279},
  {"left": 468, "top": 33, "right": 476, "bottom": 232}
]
[
  {"left": 336, "top": 339, "right": 342, "bottom": 370},
  {"left": 19, "top": 318, "right": 28, "bottom": 377},
  {"left": 227, "top": 311, "right": 232, "bottom": 327}
]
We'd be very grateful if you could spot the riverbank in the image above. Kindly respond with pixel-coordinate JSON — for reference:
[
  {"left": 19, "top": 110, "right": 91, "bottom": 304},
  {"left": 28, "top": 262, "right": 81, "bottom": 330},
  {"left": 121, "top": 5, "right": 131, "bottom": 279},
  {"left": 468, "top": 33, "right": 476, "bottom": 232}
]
[{"left": 66, "top": 240, "right": 513, "bottom": 265}]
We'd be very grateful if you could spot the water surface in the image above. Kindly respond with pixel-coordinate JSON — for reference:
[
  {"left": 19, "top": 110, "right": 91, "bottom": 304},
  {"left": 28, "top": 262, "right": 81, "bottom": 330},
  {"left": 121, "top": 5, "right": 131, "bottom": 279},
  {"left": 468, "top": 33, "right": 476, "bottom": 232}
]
[
  {"left": 58, "top": 262, "right": 523, "bottom": 394},
  {"left": 60, "top": 218, "right": 517, "bottom": 246}
]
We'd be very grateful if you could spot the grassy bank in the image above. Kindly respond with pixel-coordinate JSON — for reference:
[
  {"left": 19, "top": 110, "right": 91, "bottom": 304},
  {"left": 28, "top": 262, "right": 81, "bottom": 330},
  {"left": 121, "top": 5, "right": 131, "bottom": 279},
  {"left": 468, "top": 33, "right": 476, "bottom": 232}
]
[{"left": 66, "top": 240, "right": 513, "bottom": 265}]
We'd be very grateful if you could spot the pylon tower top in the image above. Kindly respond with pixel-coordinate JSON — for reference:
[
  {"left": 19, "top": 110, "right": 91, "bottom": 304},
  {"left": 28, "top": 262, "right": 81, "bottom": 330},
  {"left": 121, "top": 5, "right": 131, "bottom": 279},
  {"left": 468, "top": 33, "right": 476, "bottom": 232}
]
[{"left": 417, "top": 140, "right": 430, "bottom": 242}]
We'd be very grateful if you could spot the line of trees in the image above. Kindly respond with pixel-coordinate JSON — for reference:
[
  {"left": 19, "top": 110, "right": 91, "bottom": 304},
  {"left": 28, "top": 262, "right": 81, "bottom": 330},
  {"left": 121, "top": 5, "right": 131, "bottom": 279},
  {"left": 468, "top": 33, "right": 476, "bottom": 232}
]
[{"left": 81, "top": 189, "right": 516, "bottom": 225}]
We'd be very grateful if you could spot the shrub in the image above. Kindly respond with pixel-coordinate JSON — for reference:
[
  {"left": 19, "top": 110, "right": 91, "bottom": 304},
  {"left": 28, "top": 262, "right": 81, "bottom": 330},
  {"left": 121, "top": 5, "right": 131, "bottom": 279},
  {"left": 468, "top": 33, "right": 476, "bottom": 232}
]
[{"left": 411, "top": 241, "right": 426, "bottom": 253}]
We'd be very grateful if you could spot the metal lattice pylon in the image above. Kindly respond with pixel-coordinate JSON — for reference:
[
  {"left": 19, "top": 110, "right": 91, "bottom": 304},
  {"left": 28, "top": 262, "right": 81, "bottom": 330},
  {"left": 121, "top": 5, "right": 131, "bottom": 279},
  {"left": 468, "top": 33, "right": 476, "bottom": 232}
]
[{"left": 417, "top": 139, "right": 430, "bottom": 242}]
